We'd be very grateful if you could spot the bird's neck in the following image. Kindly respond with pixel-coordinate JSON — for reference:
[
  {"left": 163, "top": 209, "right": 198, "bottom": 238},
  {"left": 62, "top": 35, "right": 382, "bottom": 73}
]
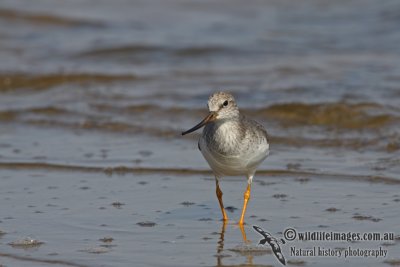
[{"left": 204, "top": 117, "right": 244, "bottom": 154}]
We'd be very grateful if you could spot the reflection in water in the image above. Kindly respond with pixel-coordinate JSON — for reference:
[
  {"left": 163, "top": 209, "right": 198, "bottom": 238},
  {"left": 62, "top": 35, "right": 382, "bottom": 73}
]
[
  {"left": 216, "top": 222, "right": 226, "bottom": 267},
  {"left": 215, "top": 222, "right": 273, "bottom": 267},
  {"left": 239, "top": 224, "right": 249, "bottom": 243}
]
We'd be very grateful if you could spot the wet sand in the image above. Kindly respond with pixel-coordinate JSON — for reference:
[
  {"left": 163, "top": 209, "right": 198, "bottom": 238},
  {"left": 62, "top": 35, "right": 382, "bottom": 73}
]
[{"left": 0, "top": 165, "right": 399, "bottom": 267}]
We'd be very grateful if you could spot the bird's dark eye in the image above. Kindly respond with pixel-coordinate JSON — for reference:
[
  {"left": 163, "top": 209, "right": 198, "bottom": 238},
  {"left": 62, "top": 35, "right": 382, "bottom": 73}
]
[{"left": 223, "top": 100, "right": 229, "bottom": 107}]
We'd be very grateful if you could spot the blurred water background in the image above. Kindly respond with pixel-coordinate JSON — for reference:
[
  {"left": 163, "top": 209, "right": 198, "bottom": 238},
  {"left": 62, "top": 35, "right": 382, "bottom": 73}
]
[{"left": 0, "top": 0, "right": 399, "bottom": 177}]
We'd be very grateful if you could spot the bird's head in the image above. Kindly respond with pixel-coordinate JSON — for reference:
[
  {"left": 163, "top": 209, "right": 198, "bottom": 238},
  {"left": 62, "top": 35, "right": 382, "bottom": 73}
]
[{"left": 182, "top": 92, "right": 239, "bottom": 135}]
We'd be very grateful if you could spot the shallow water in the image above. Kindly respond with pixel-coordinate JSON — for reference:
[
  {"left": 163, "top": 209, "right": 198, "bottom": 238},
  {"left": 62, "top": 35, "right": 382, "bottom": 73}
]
[
  {"left": 0, "top": 168, "right": 399, "bottom": 267},
  {"left": 0, "top": 0, "right": 399, "bottom": 266}
]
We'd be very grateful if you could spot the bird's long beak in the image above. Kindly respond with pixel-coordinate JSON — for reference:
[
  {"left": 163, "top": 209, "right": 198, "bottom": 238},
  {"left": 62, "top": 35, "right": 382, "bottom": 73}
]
[{"left": 182, "top": 111, "right": 217, "bottom": 135}]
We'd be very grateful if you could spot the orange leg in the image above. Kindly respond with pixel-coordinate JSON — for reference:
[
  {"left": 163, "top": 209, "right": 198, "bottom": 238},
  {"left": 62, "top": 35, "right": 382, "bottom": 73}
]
[
  {"left": 216, "top": 179, "right": 228, "bottom": 221},
  {"left": 238, "top": 183, "right": 251, "bottom": 225}
]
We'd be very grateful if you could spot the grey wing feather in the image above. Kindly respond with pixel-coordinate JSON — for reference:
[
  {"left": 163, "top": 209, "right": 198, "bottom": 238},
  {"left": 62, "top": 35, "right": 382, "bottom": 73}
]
[{"left": 240, "top": 115, "right": 268, "bottom": 142}]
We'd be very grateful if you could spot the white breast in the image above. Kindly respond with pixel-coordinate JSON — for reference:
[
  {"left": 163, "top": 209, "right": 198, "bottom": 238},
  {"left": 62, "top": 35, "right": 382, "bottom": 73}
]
[{"left": 198, "top": 133, "right": 269, "bottom": 178}]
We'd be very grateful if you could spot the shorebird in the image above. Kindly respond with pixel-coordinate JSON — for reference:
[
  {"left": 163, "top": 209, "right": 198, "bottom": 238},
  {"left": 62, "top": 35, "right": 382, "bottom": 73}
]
[{"left": 182, "top": 92, "right": 269, "bottom": 225}]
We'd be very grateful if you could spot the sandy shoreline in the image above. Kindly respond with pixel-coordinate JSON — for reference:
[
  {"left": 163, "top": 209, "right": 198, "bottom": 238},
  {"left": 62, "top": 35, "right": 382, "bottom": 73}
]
[{"left": 0, "top": 167, "right": 399, "bottom": 267}]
